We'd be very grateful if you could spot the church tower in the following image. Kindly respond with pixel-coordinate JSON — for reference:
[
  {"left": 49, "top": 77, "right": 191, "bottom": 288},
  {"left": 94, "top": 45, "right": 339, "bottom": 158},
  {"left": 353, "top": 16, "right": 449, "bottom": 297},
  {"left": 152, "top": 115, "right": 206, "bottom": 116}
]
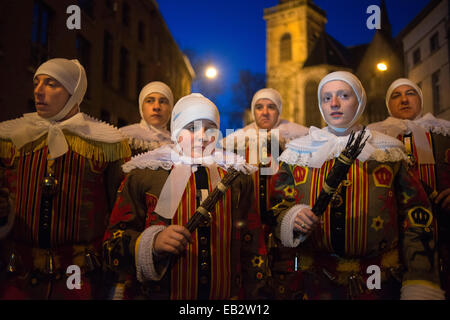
[{"left": 264, "top": 0, "right": 327, "bottom": 121}]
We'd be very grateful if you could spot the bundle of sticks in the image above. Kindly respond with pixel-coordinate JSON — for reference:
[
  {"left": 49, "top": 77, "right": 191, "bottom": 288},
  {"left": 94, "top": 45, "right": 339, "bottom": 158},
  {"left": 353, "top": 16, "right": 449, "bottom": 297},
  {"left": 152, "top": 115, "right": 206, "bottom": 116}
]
[
  {"left": 311, "top": 126, "right": 369, "bottom": 217},
  {"left": 184, "top": 167, "right": 241, "bottom": 233},
  {"left": 293, "top": 127, "right": 369, "bottom": 240}
]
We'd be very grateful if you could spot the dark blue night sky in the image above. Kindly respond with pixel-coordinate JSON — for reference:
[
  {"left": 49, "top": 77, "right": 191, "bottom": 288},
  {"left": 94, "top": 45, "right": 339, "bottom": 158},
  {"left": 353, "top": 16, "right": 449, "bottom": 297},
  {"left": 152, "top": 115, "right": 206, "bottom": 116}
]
[{"left": 157, "top": 0, "right": 431, "bottom": 132}]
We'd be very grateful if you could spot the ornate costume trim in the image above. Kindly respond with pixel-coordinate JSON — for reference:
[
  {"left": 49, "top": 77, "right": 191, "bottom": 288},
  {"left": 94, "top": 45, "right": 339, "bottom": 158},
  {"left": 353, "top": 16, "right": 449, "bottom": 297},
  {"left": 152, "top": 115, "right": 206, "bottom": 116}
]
[
  {"left": 373, "top": 165, "right": 394, "bottom": 188},
  {"left": 407, "top": 207, "right": 433, "bottom": 228},
  {"left": 65, "top": 134, "right": 131, "bottom": 162},
  {"left": 0, "top": 139, "right": 17, "bottom": 161},
  {"left": 12, "top": 133, "right": 130, "bottom": 162}
]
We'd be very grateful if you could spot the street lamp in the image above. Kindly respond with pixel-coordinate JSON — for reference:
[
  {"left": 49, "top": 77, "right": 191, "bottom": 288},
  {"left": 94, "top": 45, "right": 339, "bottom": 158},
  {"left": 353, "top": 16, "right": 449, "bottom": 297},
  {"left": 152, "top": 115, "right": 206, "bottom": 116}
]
[
  {"left": 377, "top": 62, "right": 388, "bottom": 72},
  {"left": 205, "top": 66, "right": 218, "bottom": 79}
]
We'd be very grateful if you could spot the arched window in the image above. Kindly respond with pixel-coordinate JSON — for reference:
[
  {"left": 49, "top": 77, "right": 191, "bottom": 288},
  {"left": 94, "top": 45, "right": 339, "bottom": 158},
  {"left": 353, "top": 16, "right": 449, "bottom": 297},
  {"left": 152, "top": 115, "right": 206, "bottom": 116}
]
[
  {"left": 304, "top": 80, "right": 322, "bottom": 127},
  {"left": 280, "top": 33, "right": 292, "bottom": 62}
]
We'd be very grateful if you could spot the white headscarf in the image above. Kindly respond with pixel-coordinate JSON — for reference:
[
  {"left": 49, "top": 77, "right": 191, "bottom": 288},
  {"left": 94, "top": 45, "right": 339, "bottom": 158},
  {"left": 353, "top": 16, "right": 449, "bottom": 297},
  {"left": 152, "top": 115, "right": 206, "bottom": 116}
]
[
  {"left": 385, "top": 78, "right": 423, "bottom": 119},
  {"left": 251, "top": 88, "right": 282, "bottom": 126},
  {"left": 34, "top": 58, "right": 87, "bottom": 121},
  {"left": 8, "top": 58, "right": 92, "bottom": 159},
  {"left": 119, "top": 81, "right": 173, "bottom": 150},
  {"left": 369, "top": 78, "right": 433, "bottom": 164},
  {"left": 317, "top": 71, "right": 367, "bottom": 132},
  {"left": 138, "top": 81, "right": 174, "bottom": 120},
  {"left": 170, "top": 93, "right": 220, "bottom": 142}
]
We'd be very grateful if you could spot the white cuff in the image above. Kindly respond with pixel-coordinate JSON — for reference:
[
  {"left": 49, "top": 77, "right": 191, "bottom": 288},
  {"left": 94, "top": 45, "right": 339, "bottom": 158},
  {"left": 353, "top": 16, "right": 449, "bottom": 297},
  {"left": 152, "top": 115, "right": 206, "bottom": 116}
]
[
  {"left": 136, "top": 225, "right": 169, "bottom": 282},
  {"left": 280, "top": 204, "right": 310, "bottom": 247},
  {"left": 0, "top": 196, "right": 15, "bottom": 240},
  {"left": 401, "top": 284, "right": 445, "bottom": 300},
  {"left": 111, "top": 283, "right": 125, "bottom": 300}
]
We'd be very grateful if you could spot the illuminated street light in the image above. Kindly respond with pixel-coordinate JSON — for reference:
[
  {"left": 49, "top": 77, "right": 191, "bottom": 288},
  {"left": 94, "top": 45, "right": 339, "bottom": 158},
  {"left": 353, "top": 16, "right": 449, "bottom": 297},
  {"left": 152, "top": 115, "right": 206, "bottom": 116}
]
[
  {"left": 377, "top": 62, "right": 388, "bottom": 71},
  {"left": 205, "top": 66, "right": 218, "bottom": 79}
]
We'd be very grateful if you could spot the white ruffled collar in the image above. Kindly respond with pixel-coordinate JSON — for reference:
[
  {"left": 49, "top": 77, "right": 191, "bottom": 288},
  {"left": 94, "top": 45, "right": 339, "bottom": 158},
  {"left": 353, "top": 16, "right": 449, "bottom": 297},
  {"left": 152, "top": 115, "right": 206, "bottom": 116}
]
[
  {"left": 119, "top": 120, "right": 171, "bottom": 151},
  {"left": 411, "top": 113, "right": 450, "bottom": 136},
  {"left": 279, "top": 126, "right": 407, "bottom": 168},
  {"left": 367, "top": 113, "right": 450, "bottom": 164},
  {"left": 0, "top": 112, "right": 126, "bottom": 159},
  {"left": 0, "top": 112, "right": 125, "bottom": 142},
  {"left": 122, "top": 144, "right": 257, "bottom": 174},
  {"left": 368, "top": 113, "right": 450, "bottom": 137},
  {"left": 221, "top": 119, "right": 308, "bottom": 148}
]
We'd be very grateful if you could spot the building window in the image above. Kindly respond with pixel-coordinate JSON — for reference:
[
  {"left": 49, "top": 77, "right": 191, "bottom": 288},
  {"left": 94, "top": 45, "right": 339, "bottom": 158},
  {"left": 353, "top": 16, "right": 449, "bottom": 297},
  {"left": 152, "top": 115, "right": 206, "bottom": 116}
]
[
  {"left": 430, "top": 32, "right": 439, "bottom": 53},
  {"left": 138, "top": 21, "right": 145, "bottom": 44},
  {"left": 103, "top": 31, "right": 113, "bottom": 83},
  {"left": 280, "top": 33, "right": 292, "bottom": 62},
  {"left": 432, "top": 70, "right": 441, "bottom": 114},
  {"left": 122, "top": 2, "right": 130, "bottom": 27},
  {"left": 136, "top": 61, "right": 145, "bottom": 98},
  {"left": 119, "top": 46, "right": 129, "bottom": 95},
  {"left": 78, "top": 0, "right": 94, "bottom": 18},
  {"left": 31, "top": 1, "right": 51, "bottom": 68},
  {"left": 76, "top": 34, "right": 91, "bottom": 98},
  {"left": 304, "top": 80, "right": 321, "bottom": 127},
  {"left": 412, "top": 48, "right": 421, "bottom": 66}
]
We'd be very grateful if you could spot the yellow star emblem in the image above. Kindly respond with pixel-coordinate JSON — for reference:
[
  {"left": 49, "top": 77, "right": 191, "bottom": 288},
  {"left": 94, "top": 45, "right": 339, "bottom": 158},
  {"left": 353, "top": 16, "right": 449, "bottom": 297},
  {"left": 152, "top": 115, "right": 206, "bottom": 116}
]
[
  {"left": 371, "top": 216, "right": 384, "bottom": 232},
  {"left": 251, "top": 255, "right": 264, "bottom": 268},
  {"left": 283, "top": 186, "right": 295, "bottom": 197},
  {"left": 113, "top": 230, "right": 124, "bottom": 239}
]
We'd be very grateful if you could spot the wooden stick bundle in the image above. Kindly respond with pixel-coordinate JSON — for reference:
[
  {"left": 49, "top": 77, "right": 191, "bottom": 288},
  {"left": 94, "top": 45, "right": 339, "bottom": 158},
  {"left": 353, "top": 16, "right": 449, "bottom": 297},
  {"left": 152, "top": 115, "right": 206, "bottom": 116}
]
[{"left": 185, "top": 168, "right": 241, "bottom": 232}]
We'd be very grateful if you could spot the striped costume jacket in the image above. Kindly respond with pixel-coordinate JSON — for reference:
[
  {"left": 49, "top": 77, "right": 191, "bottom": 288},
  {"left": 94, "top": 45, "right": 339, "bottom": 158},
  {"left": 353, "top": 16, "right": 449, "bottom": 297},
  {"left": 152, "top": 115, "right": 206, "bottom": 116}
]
[
  {"left": 369, "top": 114, "right": 450, "bottom": 298},
  {"left": 269, "top": 127, "right": 442, "bottom": 299},
  {"left": 0, "top": 113, "right": 130, "bottom": 299},
  {"left": 221, "top": 121, "right": 308, "bottom": 293},
  {"left": 103, "top": 148, "right": 268, "bottom": 300}
]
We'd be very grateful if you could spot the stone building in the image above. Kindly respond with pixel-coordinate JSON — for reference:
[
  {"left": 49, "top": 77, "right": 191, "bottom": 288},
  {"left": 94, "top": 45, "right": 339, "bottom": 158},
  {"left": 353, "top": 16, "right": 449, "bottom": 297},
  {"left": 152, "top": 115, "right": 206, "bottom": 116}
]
[
  {"left": 263, "top": 0, "right": 404, "bottom": 127},
  {"left": 398, "top": 0, "right": 449, "bottom": 120},
  {"left": 0, "top": 0, "right": 194, "bottom": 126}
]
